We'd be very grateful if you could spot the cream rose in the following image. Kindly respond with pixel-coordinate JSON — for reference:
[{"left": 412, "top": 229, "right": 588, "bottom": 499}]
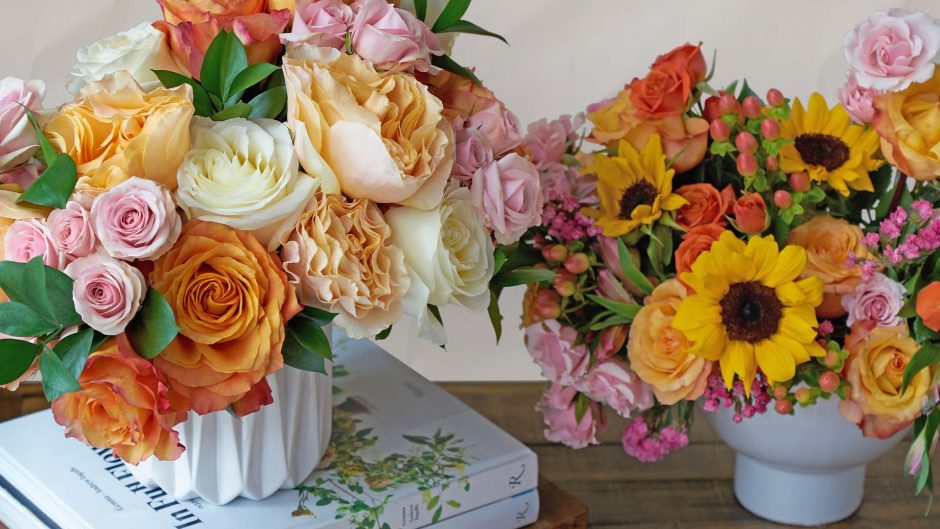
[
  {"left": 176, "top": 117, "right": 318, "bottom": 251},
  {"left": 67, "top": 23, "right": 183, "bottom": 96},
  {"left": 385, "top": 186, "right": 494, "bottom": 344},
  {"left": 283, "top": 45, "right": 454, "bottom": 209}
]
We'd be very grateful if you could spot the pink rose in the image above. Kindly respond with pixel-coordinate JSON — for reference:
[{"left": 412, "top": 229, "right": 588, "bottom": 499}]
[
  {"left": 575, "top": 359, "right": 653, "bottom": 418},
  {"left": 466, "top": 100, "right": 523, "bottom": 156},
  {"left": 0, "top": 77, "right": 45, "bottom": 172},
  {"left": 525, "top": 319, "right": 589, "bottom": 385},
  {"left": 452, "top": 128, "right": 494, "bottom": 181},
  {"left": 0, "top": 160, "right": 42, "bottom": 189},
  {"left": 838, "top": 72, "right": 881, "bottom": 124},
  {"left": 283, "top": 0, "right": 353, "bottom": 49},
  {"left": 842, "top": 272, "right": 906, "bottom": 328},
  {"left": 539, "top": 165, "right": 597, "bottom": 205},
  {"left": 349, "top": 0, "right": 441, "bottom": 72},
  {"left": 524, "top": 115, "right": 582, "bottom": 170},
  {"left": 64, "top": 253, "right": 146, "bottom": 335},
  {"left": 844, "top": 9, "right": 940, "bottom": 91},
  {"left": 91, "top": 177, "right": 182, "bottom": 261},
  {"left": 4, "top": 219, "right": 66, "bottom": 269},
  {"left": 536, "top": 383, "right": 602, "bottom": 449},
  {"left": 47, "top": 202, "right": 97, "bottom": 262},
  {"left": 471, "top": 153, "right": 543, "bottom": 245}
]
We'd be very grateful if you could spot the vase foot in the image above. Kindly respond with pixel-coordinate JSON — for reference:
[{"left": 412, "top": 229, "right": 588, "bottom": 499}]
[{"left": 733, "top": 453, "right": 864, "bottom": 526}]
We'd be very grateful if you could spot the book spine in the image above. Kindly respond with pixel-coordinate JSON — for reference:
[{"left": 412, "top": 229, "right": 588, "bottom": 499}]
[
  {"left": 376, "top": 450, "right": 539, "bottom": 529},
  {"left": 432, "top": 489, "right": 539, "bottom": 529}
]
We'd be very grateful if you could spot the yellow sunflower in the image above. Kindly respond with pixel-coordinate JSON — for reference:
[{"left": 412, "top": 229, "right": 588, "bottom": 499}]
[
  {"left": 581, "top": 134, "right": 687, "bottom": 237},
  {"left": 778, "top": 93, "right": 883, "bottom": 196},
  {"left": 671, "top": 231, "right": 825, "bottom": 390}
]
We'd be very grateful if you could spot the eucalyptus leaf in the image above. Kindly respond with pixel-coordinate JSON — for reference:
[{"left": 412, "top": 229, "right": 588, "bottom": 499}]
[
  {"left": 40, "top": 346, "right": 81, "bottom": 401},
  {"left": 248, "top": 86, "right": 287, "bottom": 119},
  {"left": 127, "top": 288, "right": 179, "bottom": 359},
  {"left": 437, "top": 20, "right": 507, "bottom": 44},
  {"left": 0, "top": 339, "right": 41, "bottom": 386},
  {"left": 0, "top": 302, "right": 58, "bottom": 337},
  {"left": 152, "top": 69, "right": 213, "bottom": 116},
  {"left": 18, "top": 153, "right": 77, "bottom": 209}
]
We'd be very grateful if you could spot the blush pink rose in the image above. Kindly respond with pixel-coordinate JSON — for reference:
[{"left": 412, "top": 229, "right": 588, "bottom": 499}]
[
  {"left": 452, "top": 128, "right": 494, "bottom": 181},
  {"left": 466, "top": 100, "right": 523, "bottom": 156},
  {"left": 0, "top": 160, "right": 42, "bottom": 189},
  {"left": 838, "top": 72, "right": 881, "bottom": 124},
  {"left": 844, "top": 9, "right": 940, "bottom": 91},
  {"left": 0, "top": 77, "right": 45, "bottom": 172},
  {"left": 48, "top": 202, "right": 97, "bottom": 262},
  {"left": 283, "top": 0, "right": 354, "bottom": 49},
  {"left": 4, "top": 219, "right": 66, "bottom": 269},
  {"left": 471, "top": 153, "right": 543, "bottom": 245},
  {"left": 523, "top": 115, "right": 582, "bottom": 170},
  {"left": 842, "top": 272, "right": 906, "bottom": 328},
  {"left": 91, "top": 177, "right": 182, "bottom": 261},
  {"left": 349, "top": 0, "right": 441, "bottom": 72},
  {"left": 575, "top": 359, "right": 654, "bottom": 418},
  {"left": 536, "top": 383, "right": 603, "bottom": 449},
  {"left": 525, "top": 319, "right": 589, "bottom": 385},
  {"left": 64, "top": 253, "right": 146, "bottom": 335}
]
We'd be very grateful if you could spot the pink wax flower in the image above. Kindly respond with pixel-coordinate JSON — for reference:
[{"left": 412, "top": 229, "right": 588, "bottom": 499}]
[
  {"left": 47, "top": 202, "right": 97, "bottom": 262},
  {"left": 4, "top": 218, "right": 66, "bottom": 269},
  {"left": 285, "top": 0, "right": 354, "bottom": 49},
  {"left": 452, "top": 127, "right": 494, "bottom": 181},
  {"left": 837, "top": 71, "right": 880, "bottom": 124},
  {"left": 536, "top": 384, "right": 602, "bottom": 449},
  {"left": 64, "top": 253, "right": 146, "bottom": 336},
  {"left": 471, "top": 153, "right": 543, "bottom": 245},
  {"left": 466, "top": 99, "right": 524, "bottom": 156},
  {"left": 0, "top": 77, "right": 45, "bottom": 172},
  {"left": 912, "top": 200, "right": 933, "bottom": 221},
  {"left": 349, "top": 0, "right": 441, "bottom": 72},
  {"left": 843, "top": 272, "right": 906, "bottom": 328},
  {"left": 575, "top": 359, "right": 653, "bottom": 418},
  {"left": 524, "top": 319, "right": 589, "bottom": 386},
  {"left": 91, "top": 177, "right": 182, "bottom": 261},
  {"left": 844, "top": 9, "right": 940, "bottom": 91},
  {"left": 621, "top": 416, "right": 689, "bottom": 462}
]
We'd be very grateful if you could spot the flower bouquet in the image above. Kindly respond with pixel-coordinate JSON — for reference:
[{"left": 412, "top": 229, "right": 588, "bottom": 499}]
[
  {"left": 519, "top": 9, "right": 940, "bottom": 525},
  {"left": 0, "top": 0, "right": 542, "bottom": 505}
]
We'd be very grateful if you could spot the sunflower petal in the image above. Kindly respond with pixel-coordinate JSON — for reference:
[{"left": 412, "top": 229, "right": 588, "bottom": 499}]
[
  {"left": 775, "top": 282, "right": 806, "bottom": 306},
  {"left": 764, "top": 245, "right": 807, "bottom": 287},
  {"left": 755, "top": 339, "right": 796, "bottom": 384},
  {"left": 672, "top": 296, "right": 721, "bottom": 331},
  {"left": 661, "top": 193, "right": 688, "bottom": 211},
  {"left": 745, "top": 236, "right": 779, "bottom": 282}
]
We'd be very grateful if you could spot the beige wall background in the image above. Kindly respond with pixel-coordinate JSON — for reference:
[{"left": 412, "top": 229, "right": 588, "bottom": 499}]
[{"left": 2, "top": 0, "right": 938, "bottom": 380}]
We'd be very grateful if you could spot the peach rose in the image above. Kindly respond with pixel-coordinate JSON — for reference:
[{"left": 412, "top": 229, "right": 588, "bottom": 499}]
[
  {"left": 839, "top": 325, "right": 932, "bottom": 439},
  {"left": 787, "top": 215, "right": 868, "bottom": 318},
  {"left": 151, "top": 220, "right": 301, "bottom": 415},
  {"left": 917, "top": 281, "right": 940, "bottom": 331},
  {"left": 627, "top": 279, "right": 712, "bottom": 405},
  {"left": 674, "top": 183, "right": 734, "bottom": 230},
  {"left": 159, "top": 0, "right": 267, "bottom": 24},
  {"left": 283, "top": 45, "right": 454, "bottom": 208},
  {"left": 629, "top": 61, "right": 694, "bottom": 119},
  {"left": 873, "top": 68, "right": 940, "bottom": 181},
  {"left": 675, "top": 224, "right": 724, "bottom": 277},
  {"left": 51, "top": 336, "right": 188, "bottom": 464},
  {"left": 44, "top": 71, "right": 194, "bottom": 194}
]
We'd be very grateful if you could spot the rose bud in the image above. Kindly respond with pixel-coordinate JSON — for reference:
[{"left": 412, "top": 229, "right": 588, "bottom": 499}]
[
  {"left": 542, "top": 244, "right": 568, "bottom": 262},
  {"left": 733, "top": 192, "right": 768, "bottom": 234},
  {"left": 703, "top": 95, "right": 722, "bottom": 122}
]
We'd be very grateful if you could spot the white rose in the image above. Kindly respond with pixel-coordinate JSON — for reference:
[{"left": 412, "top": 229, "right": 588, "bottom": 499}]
[
  {"left": 67, "top": 23, "right": 183, "bottom": 96},
  {"left": 0, "top": 77, "right": 44, "bottom": 172},
  {"left": 176, "top": 117, "right": 318, "bottom": 250},
  {"left": 385, "top": 186, "right": 494, "bottom": 344}
]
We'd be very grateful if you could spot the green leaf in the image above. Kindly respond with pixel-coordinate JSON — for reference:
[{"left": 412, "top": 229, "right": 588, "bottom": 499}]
[
  {"left": 413, "top": 0, "right": 427, "bottom": 20},
  {"left": 431, "top": 0, "right": 471, "bottom": 31},
  {"left": 432, "top": 506, "right": 443, "bottom": 524},
  {"left": 288, "top": 316, "right": 332, "bottom": 361},
  {"left": 153, "top": 70, "right": 213, "bottom": 116},
  {"left": 127, "top": 288, "right": 179, "bottom": 359},
  {"left": 282, "top": 331, "right": 328, "bottom": 374},
  {"left": 492, "top": 267, "right": 555, "bottom": 288},
  {"left": 0, "top": 302, "right": 58, "bottom": 337},
  {"left": 616, "top": 237, "right": 653, "bottom": 295},
  {"left": 431, "top": 54, "right": 480, "bottom": 84},
  {"left": 589, "top": 313, "right": 632, "bottom": 331},
  {"left": 574, "top": 393, "right": 589, "bottom": 423},
  {"left": 18, "top": 153, "right": 77, "bottom": 209},
  {"left": 428, "top": 304, "right": 444, "bottom": 326},
  {"left": 0, "top": 340, "right": 40, "bottom": 385},
  {"left": 487, "top": 289, "right": 502, "bottom": 342},
  {"left": 446, "top": 500, "right": 461, "bottom": 508},
  {"left": 23, "top": 108, "right": 56, "bottom": 165},
  {"left": 375, "top": 326, "right": 392, "bottom": 340},
  {"left": 40, "top": 346, "right": 81, "bottom": 401},
  {"left": 229, "top": 63, "right": 280, "bottom": 96},
  {"left": 427, "top": 495, "right": 440, "bottom": 511},
  {"left": 493, "top": 246, "right": 508, "bottom": 275},
  {"left": 437, "top": 20, "right": 507, "bottom": 44},
  {"left": 0, "top": 258, "right": 80, "bottom": 327},
  {"left": 52, "top": 328, "right": 95, "bottom": 380},
  {"left": 248, "top": 86, "right": 287, "bottom": 119},
  {"left": 299, "top": 306, "right": 337, "bottom": 327},
  {"left": 902, "top": 343, "right": 940, "bottom": 396},
  {"left": 201, "top": 30, "right": 248, "bottom": 100},
  {"left": 211, "top": 101, "right": 253, "bottom": 121},
  {"left": 586, "top": 295, "right": 641, "bottom": 322}
]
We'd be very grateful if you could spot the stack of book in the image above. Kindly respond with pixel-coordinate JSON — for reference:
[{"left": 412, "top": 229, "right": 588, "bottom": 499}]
[{"left": 0, "top": 337, "right": 539, "bottom": 529}]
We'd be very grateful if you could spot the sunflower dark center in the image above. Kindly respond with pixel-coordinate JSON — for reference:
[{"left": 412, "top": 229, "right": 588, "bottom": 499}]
[
  {"left": 619, "top": 181, "right": 658, "bottom": 219},
  {"left": 794, "top": 133, "right": 850, "bottom": 171},
  {"left": 719, "top": 281, "right": 783, "bottom": 343}
]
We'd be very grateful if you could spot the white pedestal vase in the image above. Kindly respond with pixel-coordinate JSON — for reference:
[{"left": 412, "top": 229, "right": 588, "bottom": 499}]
[
  {"left": 703, "top": 396, "right": 906, "bottom": 526},
  {"left": 129, "top": 365, "right": 333, "bottom": 505}
]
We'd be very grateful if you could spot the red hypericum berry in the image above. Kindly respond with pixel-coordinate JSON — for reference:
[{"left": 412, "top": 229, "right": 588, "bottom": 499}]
[
  {"left": 736, "top": 153, "right": 758, "bottom": 177},
  {"left": 735, "top": 132, "right": 758, "bottom": 153},
  {"left": 765, "top": 155, "right": 779, "bottom": 172},
  {"left": 795, "top": 387, "right": 812, "bottom": 406},
  {"left": 541, "top": 244, "right": 568, "bottom": 262},
  {"left": 772, "top": 384, "right": 789, "bottom": 400},
  {"left": 564, "top": 253, "right": 590, "bottom": 274},
  {"left": 704, "top": 95, "right": 722, "bottom": 122},
  {"left": 719, "top": 93, "right": 739, "bottom": 115},
  {"left": 767, "top": 88, "right": 784, "bottom": 107},
  {"left": 819, "top": 371, "right": 840, "bottom": 393},
  {"left": 537, "top": 301, "right": 562, "bottom": 320},
  {"left": 553, "top": 279, "right": 576, "bottom": 297},
  {"left": 775, "top": 398, "right": 793, "bottom": 415},
  {"left": 710, "top": 119, "right": 730, "bottom": 141},
  {"left": 773, "top": 190, "right": 793, "bottom": 208},
  {"left": 789, "top": 171, "right": 811, "bottom": 192},
  {"left": 742, "top": 96, "right": 762, "bottom": 119},
  {"left": 761, "top": 118, "right": 780, "bottom": 139},
  {"left": 824, "top": 350, "right": 841, "bottom": 368}
]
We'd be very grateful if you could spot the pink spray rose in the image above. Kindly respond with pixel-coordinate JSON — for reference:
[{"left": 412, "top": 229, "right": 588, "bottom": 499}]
[
  {"left": 523, "top": 115, "right": 582, "bottom": 170},
  {"left": 452, "top": 128, "right": 494, "bottom": 181},
  {"left": 466, "top": 100, "right": 524, "bottom": 156},
  {"left": 525, "top": 319, "right": 589, "bottom": 386},
  {"left": 285, "top": 0, "right": 354, "bottom": 49},
  {"left": 349, "top": 0, "right": 441, "bottom": 72},
  {"left": 536, "top": 383, "right": 602, "bottom": 449},
  {"left": 842, "top": 271, "right": 906, "bottom": 328},
  {"left": 471, "top": 153, "right": 543, "bottom": 245},
  {"left": 91, "top": 177, "right": 182, "bottom": 261},
  {"left": 843, "top": 9, "right": 940, "bottom": 91},
  {"left": 64, "top": 253, "right": 146, "bottom": 335},
  {"left": 4, "top": 219, "right": 66, "bottom": 269},
  {"left": 576, "top": 359, "right": 654, "bottom": 418},
  {"left": 0, "top": 78, "right": 45, "bottom": 172},
  {"left": 838, "top": 71, "right": 881, "bottom": 124},
  {"left": 47, "top": 202, "right": 97, "bottom": 262}
]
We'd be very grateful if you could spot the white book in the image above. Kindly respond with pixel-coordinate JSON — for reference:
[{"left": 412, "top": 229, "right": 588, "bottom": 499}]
[{"left": 0, "top": 337, "right": 539, "bottom": 529}]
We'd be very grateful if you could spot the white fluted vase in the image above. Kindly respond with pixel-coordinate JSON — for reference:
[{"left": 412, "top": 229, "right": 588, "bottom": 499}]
[{"left": 129, "top": 365, "right": 333, "bottom": 505}]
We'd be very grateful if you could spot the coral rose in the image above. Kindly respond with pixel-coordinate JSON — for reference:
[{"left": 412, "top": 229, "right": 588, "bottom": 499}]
[
  {"left": 674, "top": 183, "right": 734, "bottom": 230},
  {"left": 159, "top": 0, "right": 267, "bottom": 24},
  {"left": 788, "top": 215, "right": 868, "bottom": 318},
  {"left": 917, "top": 281, "right": 940, "bottom": 331},
  {"left": 44, "top": 71, "right": 194, "bottom": 193},
  {"left": 281, "top": 191, "right": 409, "bottom": 339},
  {"left": 675, "top": 223, "right": 724, "bottom": 277},
  {"left": 628, "top": 279, "right": 712, "bottom": 405},
  {"left": 151, "top": 220, "right": 301, "bottom": 415},
  {"left": 839, "top": 325, "right": 932, "bottom": 439},
  {"left": 873, "top": 68, "right": 940, "bottom": 181},
  {"left": 652, "top": 43, "right": 707, "bottom": 85},
  {"left": 732, "top": 192, "right": 768, "bottom": 235},
  {"left": 629, "top": 61, "right": 694, "bottom": 119},
  {"left": 51, "top": 336, "right": 187, "bottom": 464}
]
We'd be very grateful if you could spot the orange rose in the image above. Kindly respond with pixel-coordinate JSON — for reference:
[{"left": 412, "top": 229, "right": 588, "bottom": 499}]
[
  {"left": 839, "top": 325, "right": 932, "bottom": 439},
  {"left": 159, "top": 0, "right": 267, "bottom": 24},
  {"left": 51, "top": 336, "right": 187, "bottom": 464},
  {"left": 674, "top": 183, "right": 734, "bottom": 230},
  {"left": 917, "top": 281, "right": 940, "bottom": 331},
  {"left": 151, "top": 220, "right": 301, "bottom": 415},
  {"left": 732, "top": 192, "right": 768, "bottom": 235},
  {"left": 587, "top": 89, "right": 642, "bottom": 145},
  {"left": 652, "top": 43, "right": 707, "bottom": 85},
  {"left": 787, "top": 215, "right": 868, "bottom": 318},
  {"left": 627, "top": 279, "right": 713, "bottom": 404},
  {"left": 629, "top": 62, "right": 694, "bottom": 119},
  {"left": 872, "top": 69, "right": 940, "bottom": 181},
  {"left": 675, "top": 223, "right": 724, "bottom": 277}
]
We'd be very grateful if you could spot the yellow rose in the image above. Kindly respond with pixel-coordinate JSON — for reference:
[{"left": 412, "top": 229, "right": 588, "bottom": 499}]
[
  {"left": 873, "top": 68, "right": 940, "bottom": 181},
  {"left": 787, "top": 215, "right": 868, "bottom": 318},
  {"left": 587, "top": 88, "right": 643, "bottom": 145},
  {"left": 283, "top": 45, "right": 454, "bottom": 209},
  {"left": 839, "top": 325, "right": 931, "bottom": 439},
  {"left": 627, "top": 279, "right": 712, "bottom": 405},
  {"left": 44, "top": 71, "right": 194, "bottom": 193}
]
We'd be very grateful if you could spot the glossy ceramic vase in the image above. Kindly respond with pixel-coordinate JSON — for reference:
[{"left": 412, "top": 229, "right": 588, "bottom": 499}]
[{"left": 703, "top": 396, "right": 906, "bottom": 526}]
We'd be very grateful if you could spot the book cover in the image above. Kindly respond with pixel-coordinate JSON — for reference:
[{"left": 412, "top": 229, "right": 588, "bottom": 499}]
[{"left": 0, "top": 337, "right": 539, "bottom": 529}]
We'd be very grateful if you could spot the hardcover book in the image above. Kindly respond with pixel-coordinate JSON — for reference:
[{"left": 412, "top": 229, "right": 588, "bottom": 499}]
[{"left": 0, "top": 337, "right": 539, "bottom": 529}]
